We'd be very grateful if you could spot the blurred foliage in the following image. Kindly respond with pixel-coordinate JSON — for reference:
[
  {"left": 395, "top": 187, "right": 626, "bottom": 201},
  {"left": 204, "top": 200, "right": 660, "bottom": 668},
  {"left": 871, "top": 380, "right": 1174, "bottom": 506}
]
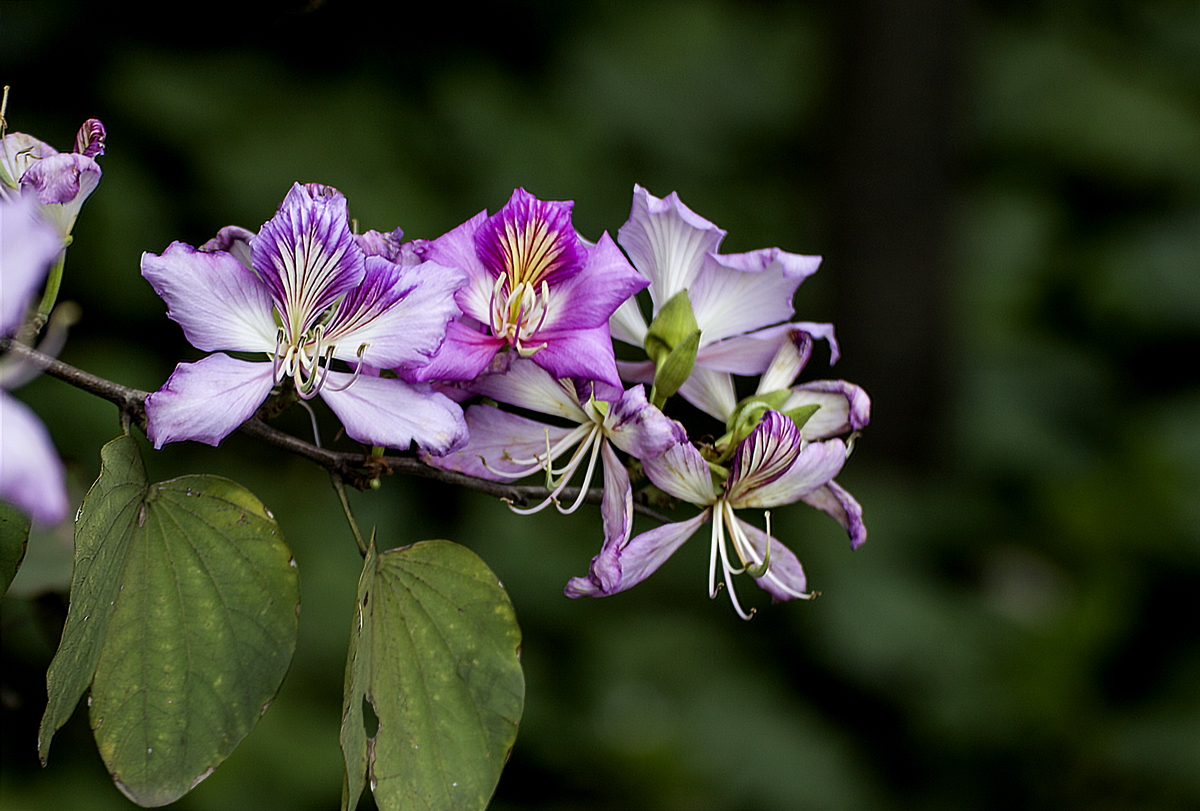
[{"left": 3, "top": 0, "right": 1199, "bottom": 809}]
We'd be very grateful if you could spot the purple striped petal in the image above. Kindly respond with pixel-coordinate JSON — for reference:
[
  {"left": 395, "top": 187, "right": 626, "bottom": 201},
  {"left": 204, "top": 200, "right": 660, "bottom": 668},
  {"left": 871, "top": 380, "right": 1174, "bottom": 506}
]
[
  {"left": 726, "top": 410, "right": 803, "bottom": 499},
  {"left": 251, "top": 182, "right": 364, "bottom": 335},
  {"left": 604, "top": 385, "right": 687, "bottom": 460},
  {"left": 733, "top": 437, "right": 848, "bottom": 510},
  {"left": 145, "top": 355, "right": 275, "bottom": 448},
  {"left": 475, "top": 188, "right": 585, "bottom": 290},
  {"left": 782, "top": 380, "right": 872, "bottom": 438}
]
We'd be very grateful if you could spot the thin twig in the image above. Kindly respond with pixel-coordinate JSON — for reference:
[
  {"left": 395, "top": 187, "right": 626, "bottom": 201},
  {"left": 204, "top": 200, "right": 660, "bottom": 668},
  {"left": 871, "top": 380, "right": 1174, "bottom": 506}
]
[{"left": 2, "top": 338, "right": 675, "bottom": 523}]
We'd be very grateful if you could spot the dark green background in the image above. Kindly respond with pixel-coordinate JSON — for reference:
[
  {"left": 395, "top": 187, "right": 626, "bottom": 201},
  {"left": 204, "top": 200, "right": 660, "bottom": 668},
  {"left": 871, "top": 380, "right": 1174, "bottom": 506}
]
[{"left": 3, "top": 1, "right": 1199, "bottom": 809}]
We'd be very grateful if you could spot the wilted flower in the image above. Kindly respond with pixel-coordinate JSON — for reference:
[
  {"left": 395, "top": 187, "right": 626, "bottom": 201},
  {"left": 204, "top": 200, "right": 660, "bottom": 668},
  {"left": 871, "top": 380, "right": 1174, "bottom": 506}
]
[{"left": 1, "top": 118, "right": 105, "bottom": 237}]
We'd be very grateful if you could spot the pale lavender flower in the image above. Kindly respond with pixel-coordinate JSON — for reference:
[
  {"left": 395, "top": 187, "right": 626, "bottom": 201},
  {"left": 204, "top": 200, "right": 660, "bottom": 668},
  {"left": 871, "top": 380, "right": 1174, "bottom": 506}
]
[
  {"left": 142, "top": 182, "right": 468, "bottom": 453},
  {"left": 566, "top": 410, "right": 861, "bottom": 619},
  {"left": 408, "top": 188, "right": 648, "bottom": 398},
  {"left": 611, "top": 184, "right": 827, "bottom": 418},
  {"left": 0, "top": 193, "right": 69, "bottom": 524},
  {"left": 427, "top": 357, "right": 684, "bottom": 550}
]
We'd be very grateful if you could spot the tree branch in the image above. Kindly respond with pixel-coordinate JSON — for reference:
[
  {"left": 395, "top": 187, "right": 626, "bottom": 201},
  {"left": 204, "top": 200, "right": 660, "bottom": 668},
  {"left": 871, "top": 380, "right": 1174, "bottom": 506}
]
[{"left": 2, "top": 338, "right": 674, "bottom": 523}]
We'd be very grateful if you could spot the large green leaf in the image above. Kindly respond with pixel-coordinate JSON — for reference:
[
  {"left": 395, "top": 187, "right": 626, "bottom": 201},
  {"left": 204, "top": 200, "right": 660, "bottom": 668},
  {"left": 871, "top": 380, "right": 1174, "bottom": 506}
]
[
  {"left": 341, "top": 540, "right": 524, "bottom": 811},
  {"left": 1, "top": 501, "right": 31, "bottom": 596},
  {"left": 38, "top": 436, "right": 299, "bottom": 807}
]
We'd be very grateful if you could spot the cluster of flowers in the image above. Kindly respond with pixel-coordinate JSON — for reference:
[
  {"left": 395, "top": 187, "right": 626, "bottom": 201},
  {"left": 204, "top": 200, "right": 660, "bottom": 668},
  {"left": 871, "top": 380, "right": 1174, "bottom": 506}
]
[
  {"left": 1, "top": 115, "right": 869, "bottom": 617},
  {"left": 2, "top": 116, "right": 106, "bottom": 526}
]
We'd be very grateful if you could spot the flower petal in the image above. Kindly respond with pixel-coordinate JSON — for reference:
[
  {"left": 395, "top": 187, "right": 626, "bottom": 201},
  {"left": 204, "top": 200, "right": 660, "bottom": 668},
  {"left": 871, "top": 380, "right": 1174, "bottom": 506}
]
[
  {"left": 251, "top": 182, "right": 364, "bottom": 333},
  {"left": 733, "top": 437, "right": 848, "bottom": 509},
  {"left": 617, "top": 185, "right": 726, "bottom": 311},
  {"left": 676, "top": 365, "right": 738, "bottom": 422},
  {"left": 469, "top": 357, "right": 588, "bottom": 422},
  {"left": 328, "top": 257, "right": 466, "bottom": 371},
  {"left": 1, "top": 391, "right": 68, "bottom": 525},
  {"left": 541, "top": 232, "right": 648, "bottom": 332},
  {"left": 404, "top": 320, "right": 505, "bottom": 383},
  {"left": 604, "top": 385, "right": 687, "bottom": 460},
  {"left": 141, "top": 242, "right": 277, "bottom": 353},
  {"left": 423, "top": 210, "right": 494, "bottom": 323},
  {"left": 145, "top": 355, "right": 275, "bottom": 448},
  {"left": 422, "top": 403, "right": 577, "bottom": 479},
  {"left": 732, "top": 517, "right": 811, "bottom": 602},
  {"left": 687, "top": 249, "right": 817, "bottom": 344},
  {"left": 801, "top": 479, "right": 867, "bottom": 550},
  {"left": 320, "top": 372, "right": 467, "bottom": 454},
  {"left": 1, "top": 194, "right": 62, "bottom": 332},
  {"left": 475, "top": 188, "right": 586, "bottom": 289},
  {"left": 527, "top": 323, "right": 624, "bottom": 395},
  {"left": 599, "top": 441, "right": 633, "bottom": 561},
  {"left": 642, "top": 439, "right": 717, "bottom": 506},
  {"left": 565, "top": 509, "right": 710, "bottom": 598},
  {"left": 782, "top": 380, "right": 872, "bottom": 439},
  {"left": 609, "top": 295, "right": 648, "bottom": 347}
]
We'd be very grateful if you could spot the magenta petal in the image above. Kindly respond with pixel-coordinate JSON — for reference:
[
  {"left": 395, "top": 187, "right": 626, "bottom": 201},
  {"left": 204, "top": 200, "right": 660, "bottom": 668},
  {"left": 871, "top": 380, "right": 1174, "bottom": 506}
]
[
  {"left": 405, "top": 321, "right": 505, "bottom": 383},
  {"left": 605, "top": 385, "right": 687, "bottom": 460},
  {"left": 141, "top": 242, "right": 277, "bottom": 353},
  {"left": 145, "top": 355, "right": 275, "bottom": 448},
  {"left": 423, "top": 210, "right": 494, "bottom": 322},
  {"left": 423, "top": 404, "right": 577, "bottom": 480},
  {"left": 475, "top": 189, "right": 586, "bottom": 288},
  {"left": 542, "top": 232, "right": 648, "bottom": 332},
  {"left": 801, "top": 479, "right": 867, "bottom": 550},
  {"left": 20, "top": 152, "right": 101, "bottom": 207},
  {"left": 320, "top": 372, "right": 467, "bottom": 454},
  {"left": 733, "top": 518, "right": 811, "bottom": 603},
  {"left": 565, "top": 510, "right": 709, "bottom": 598},
  {"left": 527, "top": 324, "right": 623, "bottom": 393},
  {"left": 1, "top": 392, "right": 68, "bottom": 525}
]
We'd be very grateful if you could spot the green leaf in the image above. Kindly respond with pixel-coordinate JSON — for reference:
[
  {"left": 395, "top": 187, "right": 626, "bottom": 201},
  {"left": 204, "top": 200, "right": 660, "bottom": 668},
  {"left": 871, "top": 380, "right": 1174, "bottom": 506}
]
[
  {"left": 38, "top": 436, "right": 299, "bottom": 807},
  {"left": 1, "top": 501, "right": 31, "bottom": 597},
  {"left": 342, "top": 539, "right": 524, "bottom": 811}
]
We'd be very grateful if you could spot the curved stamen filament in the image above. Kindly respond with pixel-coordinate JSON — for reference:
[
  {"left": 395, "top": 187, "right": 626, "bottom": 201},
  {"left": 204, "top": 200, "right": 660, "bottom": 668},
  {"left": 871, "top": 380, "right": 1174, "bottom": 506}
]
[
  {"left": 322, "top": 343, "right": 370, "bottom": 393},
  {"left": 711, "top": 503, "right": 755, "bottom": 620}
]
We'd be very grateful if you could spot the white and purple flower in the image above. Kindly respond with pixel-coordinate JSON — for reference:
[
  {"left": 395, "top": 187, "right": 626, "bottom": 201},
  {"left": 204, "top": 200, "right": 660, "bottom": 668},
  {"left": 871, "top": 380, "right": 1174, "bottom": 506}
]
[
  {"left": 407, "top": 188, "right": 648, "bottom": 398},
  {"left": 1, "top": 118, "right": 105, "bottom": 237},
  {"left": 427, "top": 357, "right": 684, "bottom": 549},
  {"left": 566, "top": 410, "right": 864, "bottom": 619},
  {"left": 142, "top": 182, "right": 469, "bottom": 453},
  {"left": 1, "top": 193, "right": 70, "bottom": 524},
  {"left": 610, "top": 185, "right": 827, "bottom": 419}
]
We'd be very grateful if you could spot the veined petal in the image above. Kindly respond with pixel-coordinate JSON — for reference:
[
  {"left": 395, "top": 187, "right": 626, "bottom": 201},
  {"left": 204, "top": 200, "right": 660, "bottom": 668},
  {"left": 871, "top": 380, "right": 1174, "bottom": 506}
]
[
  {"left": 781, "top": 380, "right": 872, "bottom": 439},
  {"left": 642, "top": 439, "right": 718, "bottom": 506},
  {"left": 565, "top": 509, "right": 710, "bottom": 598},
  {"left": 604, "top": 385, "right": 687, "bottom": 460},
  {"left": 731, "top": 517, "right": 811, "bottom": 602},
  {"left": 20, "top": 152, "right": 102, "bottom": 208},
  {"left": 145, "top": 355, "right": 275, "bottom": 448},
  {"left": 353, "top": 227, "right": 405, "bottom": 260},
  {"left": 251, "top": 182, "right": 364, "bottom": 335},
  {"left": 617, "top": 185, "right": 726, "bottom": 311},
  {"left": 688, "top": 249, "right": 816, "bottom": 344},
  {"left": 732, "top": 437, "right": 848, "bottom": 509},
  {"left": 319, "top": 372, "right": 467, "bottom": 455},
  {"left": 1, "top": 391, "right": 68, "bottom": 525},
  {"left": 726, "top": 410, "right": 803, "bottom": 500},
  {"left": 1, "top": 194, "right": 62, "bottom": 332},
  {"left": 469, "top": 357, "right": 588, "bottom": 422},
  {"left": 476, "top": 188, "right": 585, "bottom": 290},
  {"left": 141, "top": 242, "right": 277, "bottom": 353},
  {"left": 801, "top": 479, "right": 867, "bottom": 550},
  {"left": 540, "top": 232, "right": 648, "bottom": 332},
  {"left": 423, "top": 404, "right": 578, "bottom": 480},
  {"left": 327, "top": 257, "right": 466, "bottom": 370}
]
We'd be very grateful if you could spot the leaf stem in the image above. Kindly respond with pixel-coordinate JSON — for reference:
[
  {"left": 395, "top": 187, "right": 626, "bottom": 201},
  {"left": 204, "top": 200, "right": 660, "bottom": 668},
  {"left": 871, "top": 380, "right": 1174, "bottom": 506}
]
[{"left": 331, "top": 473, "right": 369, "bottom": 558}]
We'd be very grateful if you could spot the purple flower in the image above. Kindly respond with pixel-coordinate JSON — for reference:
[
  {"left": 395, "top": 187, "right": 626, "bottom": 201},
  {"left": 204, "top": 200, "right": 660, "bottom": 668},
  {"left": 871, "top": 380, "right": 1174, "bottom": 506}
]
[
  {"left": 1, "top": 119, "right": 105, "bottom": 237},
  {"left": 566, "top": 410, "right": 861, "bottom": 619},
  {"left": 427, "top": 357, "right": 684, "bottom": 550},
  {"left": 408, "top": 188, "right": 648, "bottom": 398},
  {"left": 142, "top": 182, "right": 469, "bottom": 453},
  {"left": 611, "top": 185, "right": 826, "bottom": 418},
  {"left": 1, "top": 194, "right": 70, "bottom": 524}
]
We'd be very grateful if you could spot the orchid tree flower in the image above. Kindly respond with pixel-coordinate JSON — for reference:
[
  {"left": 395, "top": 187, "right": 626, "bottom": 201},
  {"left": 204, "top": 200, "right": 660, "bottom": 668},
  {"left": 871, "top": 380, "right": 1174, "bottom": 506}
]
[
  {"left": 1, "top": 118, "right": 105, "bottom": 237},
  {"left": 142, "top": 182, "right": 469, "bottom": 454},
  {"left": 407, "top": 188, "right": 648, "bottom": 399},
  {"left": 426, "top": 357, "right": 684, "bottom": 549},
  {"left": 0, "top": 193, "right": 70, "bottom": 524},
  {"left": 610, "top": 184, "right": 828, "bottom": 418},
  {"left": 566, "top": 410, "right": 864, "bottom": 619}
]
